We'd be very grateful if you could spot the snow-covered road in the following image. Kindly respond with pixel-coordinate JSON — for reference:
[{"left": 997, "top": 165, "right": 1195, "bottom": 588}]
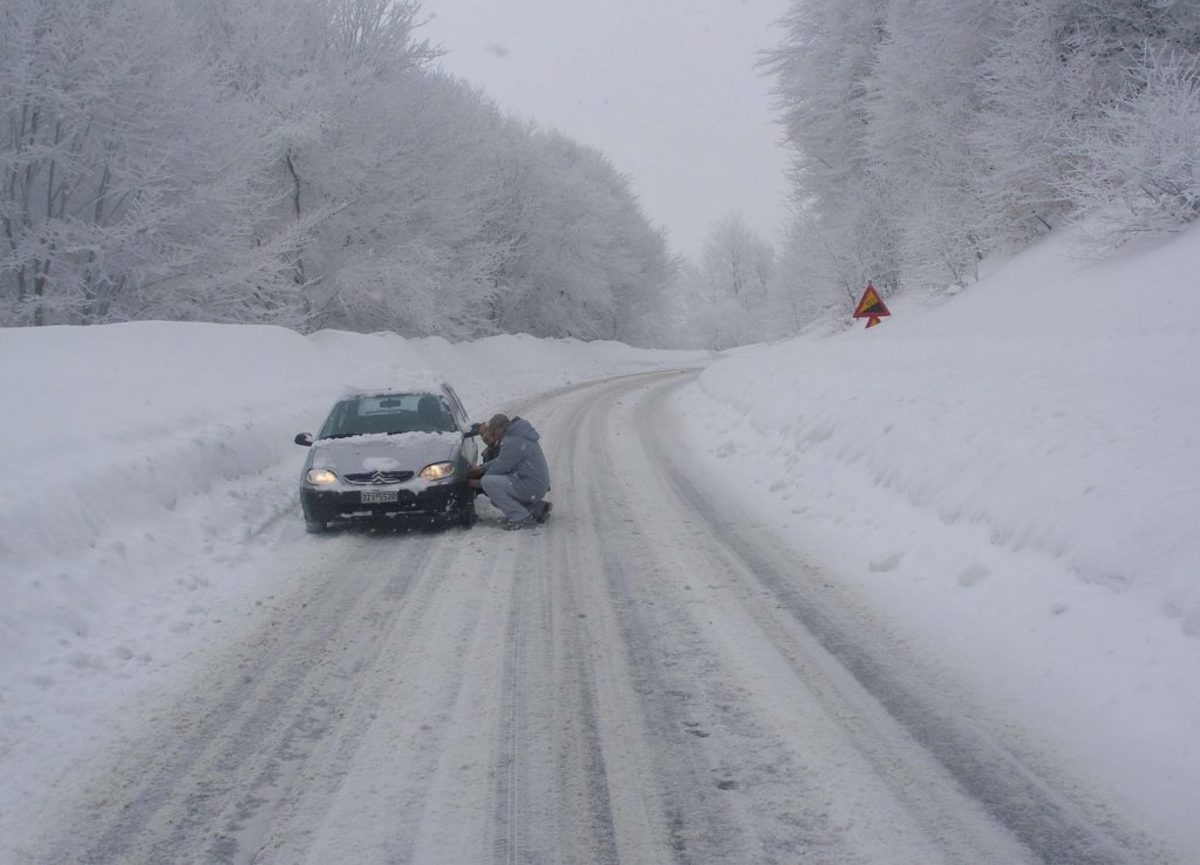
[{"left": 24, "top": 371, "right": 1175, "bottom": 865}]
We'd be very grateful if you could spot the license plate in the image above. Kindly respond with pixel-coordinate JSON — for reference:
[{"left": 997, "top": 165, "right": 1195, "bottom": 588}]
[{"left": 360, "top": 490, "right": 398, "bottom": 504}]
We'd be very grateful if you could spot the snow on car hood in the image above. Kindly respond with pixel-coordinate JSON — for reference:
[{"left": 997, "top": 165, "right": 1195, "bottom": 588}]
[{"left": 310, "top": 431, "right": 460, "bottom": 474}]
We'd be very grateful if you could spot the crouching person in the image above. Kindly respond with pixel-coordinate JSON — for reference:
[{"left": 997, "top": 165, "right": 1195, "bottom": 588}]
[{"left": 468, "top": 413, "right": 552, "bottom": 529}]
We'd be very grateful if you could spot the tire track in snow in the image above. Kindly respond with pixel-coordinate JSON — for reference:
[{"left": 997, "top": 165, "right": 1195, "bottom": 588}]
[
  {"left": 259, "top": 523, "right": 519, "bottom": 865},
  {"left": 485, "top": 377, "right": 624, "bottom": 865},
  {"left": 570, "top": 373, "right": 750, "bottom": 865},
  {"left": 32, "top": 530, "right": 441, "bottom": 865}
]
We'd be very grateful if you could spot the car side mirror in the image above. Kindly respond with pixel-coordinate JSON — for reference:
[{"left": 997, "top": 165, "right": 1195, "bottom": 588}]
[{"left": 294, "top": 432, "right": 314, "bottom": 447}]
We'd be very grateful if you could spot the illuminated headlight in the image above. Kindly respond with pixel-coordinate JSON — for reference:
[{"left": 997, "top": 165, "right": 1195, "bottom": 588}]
[
  {"left": 306, "top": 468, "right": 338, "bottom": 485},
  {"left": 420, "top": 462, "right": 455, "bottom": 481}
]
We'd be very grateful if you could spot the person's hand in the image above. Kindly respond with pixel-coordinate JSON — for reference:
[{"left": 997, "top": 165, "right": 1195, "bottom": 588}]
[
  {"left": 468, "top": 478, "right": 482, "bottom": 489},
  {"left": 467, "top": 465, "right": 484, "bottom": 479}
]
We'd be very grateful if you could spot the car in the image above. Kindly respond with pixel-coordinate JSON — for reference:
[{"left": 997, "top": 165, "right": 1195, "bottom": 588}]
[{"left": 293, "top": 380, "right": 480, "bottom": 533}]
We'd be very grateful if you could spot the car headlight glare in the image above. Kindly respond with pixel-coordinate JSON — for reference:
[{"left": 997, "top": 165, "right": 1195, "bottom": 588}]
[
  {"left": 420, "top": 461, "right": 455, "bottom": 481},
  {"left": 307, "top": 468, "right": 338, "bottom": 485}
]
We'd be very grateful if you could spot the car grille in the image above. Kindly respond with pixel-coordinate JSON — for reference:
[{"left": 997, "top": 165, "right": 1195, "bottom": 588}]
[{"left": 343, "top": 470, "right": 414, "bottom": 485}]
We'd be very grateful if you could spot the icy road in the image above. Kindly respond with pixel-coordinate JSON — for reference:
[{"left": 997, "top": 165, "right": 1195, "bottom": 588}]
[{"left": 31, "top": 372, "right": 1172, "bottom": 865}]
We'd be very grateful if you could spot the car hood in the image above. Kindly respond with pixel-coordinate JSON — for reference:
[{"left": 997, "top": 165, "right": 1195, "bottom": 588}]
[{"left": 310, "top": 431, "right": 461, "bottom": 474}]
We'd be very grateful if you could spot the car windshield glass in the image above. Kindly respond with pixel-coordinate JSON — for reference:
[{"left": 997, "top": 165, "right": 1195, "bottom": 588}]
[{"left": 318, "top": 393, "right": 457, "bottom": 438}]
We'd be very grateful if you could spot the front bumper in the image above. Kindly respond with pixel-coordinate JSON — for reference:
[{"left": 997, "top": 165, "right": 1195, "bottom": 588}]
[{"left": 300, "top": 481, "right": 470, "bottom": 524}]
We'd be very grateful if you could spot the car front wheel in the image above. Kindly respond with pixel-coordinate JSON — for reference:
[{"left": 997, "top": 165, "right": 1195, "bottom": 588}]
[{"left": 305, "top": 519, "right": 327, "bottom": 534}]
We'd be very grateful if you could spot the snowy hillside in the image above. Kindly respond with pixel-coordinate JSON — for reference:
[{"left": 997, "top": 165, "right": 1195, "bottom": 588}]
[{"left": 674, "top": 224, "right": 1200, "bottom": 853}]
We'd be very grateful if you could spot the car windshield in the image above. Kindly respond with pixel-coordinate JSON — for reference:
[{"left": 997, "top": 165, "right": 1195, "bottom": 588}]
[{"left": 318, "top": 393, "right": 457, "bottom": 439}]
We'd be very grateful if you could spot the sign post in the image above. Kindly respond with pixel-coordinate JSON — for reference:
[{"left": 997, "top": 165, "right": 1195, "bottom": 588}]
[{"left": 853, "top": 282, "right": 891, "bottom": 329}]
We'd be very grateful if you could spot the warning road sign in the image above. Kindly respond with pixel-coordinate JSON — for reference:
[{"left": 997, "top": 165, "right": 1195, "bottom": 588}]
[{"left": 853, "top": 283, "right": 891, "bottom": 328}]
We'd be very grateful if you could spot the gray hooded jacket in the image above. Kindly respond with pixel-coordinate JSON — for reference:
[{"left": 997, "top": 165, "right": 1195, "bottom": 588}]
[{"left": 480, "top": 417, "right": 551, "bottom": 500}]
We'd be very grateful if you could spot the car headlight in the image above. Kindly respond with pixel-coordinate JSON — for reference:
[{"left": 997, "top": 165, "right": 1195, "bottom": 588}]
[
  {"left": 306, "top": 468, "right": 338, "bottom": 485},
  {"left": 420, "top": 461, "right": 455, "bottom": 481}
]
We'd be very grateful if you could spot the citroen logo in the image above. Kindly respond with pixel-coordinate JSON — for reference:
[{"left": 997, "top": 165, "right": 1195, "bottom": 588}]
[{"left": 371, "top": 471, "right": 386, "bottom": 485}]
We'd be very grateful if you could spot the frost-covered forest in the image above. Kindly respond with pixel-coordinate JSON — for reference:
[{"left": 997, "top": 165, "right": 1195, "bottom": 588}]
[
  {"left": 763, "top": 0, "right": 1200, "bottom": 328},
  {"left": 4, "top": 1, "right": 1200, "bottom": 346},
  {"left": 0, "top": 0, "right": 674, "bottom": 341}
]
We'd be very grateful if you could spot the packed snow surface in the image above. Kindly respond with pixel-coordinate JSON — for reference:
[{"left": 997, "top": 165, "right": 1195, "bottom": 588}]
[{"left": 1, "top": 224, "right": 1198, "bottom": 860}]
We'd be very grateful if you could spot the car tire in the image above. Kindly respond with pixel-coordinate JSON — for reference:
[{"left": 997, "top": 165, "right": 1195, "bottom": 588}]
[
  {"left": 458, "top": 501, "right": 477, "bottom": 529},
  {"left": 305, "top": 519, "right": 327, "bottom": 534}
]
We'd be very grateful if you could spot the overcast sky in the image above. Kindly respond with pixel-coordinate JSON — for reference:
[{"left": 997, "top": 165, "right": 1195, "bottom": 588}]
[{"left": 419, "top": 0, "right": 793, "bottom": 262}]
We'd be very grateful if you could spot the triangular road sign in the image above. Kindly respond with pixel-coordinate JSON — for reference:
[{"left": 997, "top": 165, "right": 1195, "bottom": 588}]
[{"left": 853, "top": 282, "right": 891, "bottom": 325}]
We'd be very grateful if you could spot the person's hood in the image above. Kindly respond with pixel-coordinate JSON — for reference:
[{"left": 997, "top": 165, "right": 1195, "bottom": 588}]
[
  {"left": 309, "top": 431, "right": 460, "bottom": 474},
  {"left": 505, "top": 417, "right": 540, "bottom": 443}
]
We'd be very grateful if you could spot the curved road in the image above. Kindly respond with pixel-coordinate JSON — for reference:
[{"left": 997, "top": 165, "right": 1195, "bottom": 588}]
[{"left": 32, "top": 371, "right": 1174, "bottom": 865}]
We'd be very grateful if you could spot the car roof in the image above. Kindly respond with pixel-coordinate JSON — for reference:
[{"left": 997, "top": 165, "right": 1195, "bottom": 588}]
[
  {"left": 339, "top": 386, "right": 448, "bottom": 398},
  {"left": 337, "top": 370, "right": 453, "bottom": 401}
]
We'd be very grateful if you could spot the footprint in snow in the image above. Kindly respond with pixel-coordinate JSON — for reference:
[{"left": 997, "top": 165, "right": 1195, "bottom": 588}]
[{"left": 868, "top": 552, "right": 902, "bottom": 573}]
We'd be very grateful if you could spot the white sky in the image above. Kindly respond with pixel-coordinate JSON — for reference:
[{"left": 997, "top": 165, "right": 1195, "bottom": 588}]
[{"left": 418, "top": 0, "right": 794, "bottom": 261}]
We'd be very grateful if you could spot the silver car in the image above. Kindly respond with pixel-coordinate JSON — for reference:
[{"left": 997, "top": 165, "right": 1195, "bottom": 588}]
[{"left": 294, "top": 383, "right": 479, "bottom": 533}]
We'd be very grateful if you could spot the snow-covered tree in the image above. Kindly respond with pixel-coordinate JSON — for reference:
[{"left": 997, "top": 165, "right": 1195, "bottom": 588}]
[
  {"left": 866, "top": 0, "right": 996, "bottom": 289},
  {"left": 1064, "top": 47, "right": 1200, "bottom": 233},
  {"left": 483, "top": 129, "right": 674, "bottom": 342},
  {"left": 666, "top": 214, "right": 779, "bottom": 349},
  {"left": 700, "top": 213, "right": 774, "bottom": 307},
  {"left": 772, "top": 211, "right": 860, "bottom": 331},
  {"left": 1, "top": 0, "right": 673, "bottom": 343},
  {"left": 766, "top": 0, "right": 1200, "bottom": 333},
  {"left": 0, "top": 0, "right": 276, "bottom": 325},
  {"left": 763, "top": 0, "right": 898, "bottom": 315}
]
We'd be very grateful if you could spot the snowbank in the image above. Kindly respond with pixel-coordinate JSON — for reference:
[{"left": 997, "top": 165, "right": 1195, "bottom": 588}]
[
  {"left": 0, "top": 323, "right": 694, "bottom": 579},
  {"left": 674, "top": 224, "right": 1200, "bottom": 850}
]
